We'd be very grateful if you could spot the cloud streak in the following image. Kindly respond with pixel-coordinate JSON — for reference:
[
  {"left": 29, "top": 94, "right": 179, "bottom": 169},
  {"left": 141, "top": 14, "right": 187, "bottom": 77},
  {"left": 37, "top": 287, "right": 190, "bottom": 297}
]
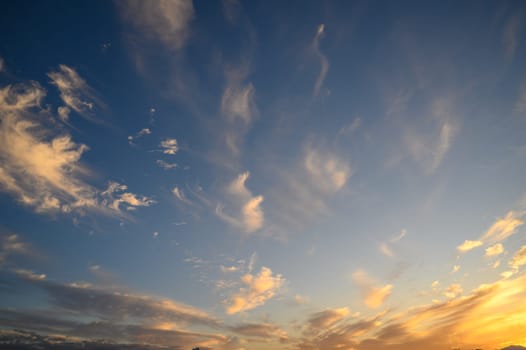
[{"left": 312, "top": 24, "right": 329, "bottom": 97}]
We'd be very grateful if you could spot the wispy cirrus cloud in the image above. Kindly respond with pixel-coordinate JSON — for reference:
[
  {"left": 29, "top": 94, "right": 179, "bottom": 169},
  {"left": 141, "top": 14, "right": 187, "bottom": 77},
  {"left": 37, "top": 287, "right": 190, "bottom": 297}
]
[
  {"left": 117, "top": 0, "right": 194, "bottom": 51},
  {"left": 48, "top": 65, "right": 105, "bottom": 124},
  {"left": 379, "top": 229, "right": 407, "bottom": 257},
  {"left": 457, "top": 210, "right": 524, "bottom": 253},
  {"left": 160, "top": 138, "right": 179, "bottom": 155},
  {"left": 0, "top": 234, "right": 36, "bottom": 266},
  {"left": 225, "top": 266, "right": 284, "bottom": 314},
  {"left": 508, "top": 245, "right": 526, "bottom": 272},
  {"left": 485, "top": 243, "right": 504, "bottom": 257},
  {"left": 352, "top": 269, "right": 393, "bottom": 309},
  {"left": 216, "top": 171, "right": 264, "bottom": 234},
  {"left": 305, "top": 307, "right": 350, "bottom": 330},
  {"left": 481, "top": 211, "right": 524, "bottom": 244},
  {"left": 457, "top": 240, "right": 483, "bottom": 253},
  {"left": 128, "top": 128, "right": 151, "bottom": 145},
  {"left": 503, "top": 14, "right": 522, "bottom": 59},
  {"left": 0, "top": 79, "right": 153, "bottom": 217},
  {"left": 304, "top": 146, "right": 351, "bottom": 195},
  {"left": 312, "top": 24, "right": 329, "bottom": 97}
]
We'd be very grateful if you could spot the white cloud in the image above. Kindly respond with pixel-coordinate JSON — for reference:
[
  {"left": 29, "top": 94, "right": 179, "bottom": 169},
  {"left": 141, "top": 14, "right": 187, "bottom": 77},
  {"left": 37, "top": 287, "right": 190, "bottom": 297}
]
[
  {"left": 509, "top": 245, "right": 526, "bottom": 271},
  {"left": 312, "top": 24, "right": 329, "bottom": 97},
  {"left": 118, "top": 0, "right": 194, "bottom": 51},
  {"left": 352, "top": 269, "right": 392, "bottom": 309},
  {"left": 304, "top": 147, "right": 351, "bottom": 194},
  {"left": 457, "top": 240, "right": 483, "bottom": 253},
  {"left": 48, "top": 65, "right": 103, "bottom": 123},
  {"left": 485, "top": 243, "right": 504, "bottom": 257},
  {"left": 226, "top": 266, "right": 284, "bottom": 314},
  {"left": 0, "top": 83, "right": 97, "bottom": 213},
  {"left": 128, "top": 128, "right": 151, "bottom": 144},
  {"left": 157, "top": 160, "right": 177, "bottom": 170},
  {"left": 101, "top": 181, "right": 155, "bottom": 212},
  {"left": 217, "top": 172, "right": 265, "bottom": 233},
  {"left": 160, "top": 138, "right": 178, "bottom": 155},
  {"left": 57, "top": 106, "right": 71, "bottom": 123},
  {"left": 172, "top": 186, "right": 192, "bottom": 205},
  {"left": 451, "top": 265, "right": 460, "bottom": 274},
  {"left": 443, "top": 283, "right": 463, "bottom": 299},
  {"left": 480, "top": 211, "right": 523, "bottom": 244}
]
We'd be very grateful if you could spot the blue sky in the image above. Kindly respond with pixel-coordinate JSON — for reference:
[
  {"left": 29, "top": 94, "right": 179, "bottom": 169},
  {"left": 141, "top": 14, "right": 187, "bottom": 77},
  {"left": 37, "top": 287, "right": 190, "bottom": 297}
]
[{"left": 1, "top": 1, "right": 526, "bottom": 349}]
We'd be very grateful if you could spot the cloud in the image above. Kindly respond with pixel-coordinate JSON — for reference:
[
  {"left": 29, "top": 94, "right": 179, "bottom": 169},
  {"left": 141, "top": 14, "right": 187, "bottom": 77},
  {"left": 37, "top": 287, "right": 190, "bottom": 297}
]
[
  {"left": 172, "top": 186, "right": 192, "bottom": 205},
  {"left": 304, "top": 147, "right": 351, "bottom": 194},
  {"left": 306, "top": 307, "right": 350, "bottom": 330},
  {"left": 312, "top": 24, "right": 329, "bottom": 97},
  {"left": 485, "top": 243, "right": 504, "bottom": 257},
  {"left": 444, "top": 283, "right": 463, "bottom": 299},
  {"left": 379, "top": 242, "right": 394, "bottom": 257},
  {"left": 160, "top": 138, "right": 178, "bottom": 155},
  {"left": 0, "top": 234, "right": 36, "bottom": 266},
  {"left": 451, "top": 265, "right": 460, "bottom": 274},
  {"left": 226, "top": 266, "right": 284, "bottom": 314},
  {"left": 503, "top": 14, "right": 522, "bottom": 59},
  {"left": 457, "top": 211, "right": 524, "bottom": 254},
  {"left": 101, "top": 181, "right": 155, "bottom": 212},
  {"left": 298, "top": 274, "right": 526, "bottom": 350},
  {"left": 48, "top": 65, "right": 104, "bottom": 123},
  {"left": 128, "top": 128, "right": 151, "bottom": 144},
  {"left": 57, "top": 106, "right": 71, "bottom": 122},
  {"left": 400, "top": 96, "right": 459, "bottom": 174},
  {"left": 221, "top": 79, "right": 257, "bottom": 125},
  {"left": 229, "top": 322, "right": 287, "bottom": 341},
  {"left": 0, "top": 81, "right": 153, "bottom": 217},
  {"left": 216, "top": 171, "right": 265, "bottom": 233},
  {"left": 0, "top": 82, "right": 94, "bottom": 213},
  {"left": 157, "top": 159, "right": 177, "bottom": 169},
  {"left": 509, "top": 245, "right": 526, "bottom": 271},
  {"left": 480, "top": 211, "right": 524, "bottom": 244},
  {"left": 11, "top": 271, "right": 220, "bottom": 329},
  {"left": 457, "top": 240, "right": 483, "bottom": 253},
  {"left": 515, "top": 82, "right": 526, "bottom": 113},
  {"left": 380, "top": 229, "right": 408, "bottom": 257},
  {"left": 219, "top": 64, "right": 258, "bottom": 158},
  {"left": 0, "top": 313, "right": 228, "bottom": 349},
  {"left": 352, "top": 270, "right": 393, "bottom": 309},
  {"left": 117, "top": 0, "right": 194, "bottom": 51}
]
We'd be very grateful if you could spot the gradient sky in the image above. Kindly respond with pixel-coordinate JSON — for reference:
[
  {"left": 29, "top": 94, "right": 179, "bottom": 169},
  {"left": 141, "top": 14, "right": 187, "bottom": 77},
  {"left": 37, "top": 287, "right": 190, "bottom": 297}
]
[{"left": 1, "top": 1, "right": 526, "bottom": 349}]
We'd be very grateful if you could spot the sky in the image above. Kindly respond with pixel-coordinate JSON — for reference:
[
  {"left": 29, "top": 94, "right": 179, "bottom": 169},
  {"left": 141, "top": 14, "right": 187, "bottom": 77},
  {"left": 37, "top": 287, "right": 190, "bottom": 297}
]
[{"left": 1, "top": 1, "right": 526, "bottom": 349}]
